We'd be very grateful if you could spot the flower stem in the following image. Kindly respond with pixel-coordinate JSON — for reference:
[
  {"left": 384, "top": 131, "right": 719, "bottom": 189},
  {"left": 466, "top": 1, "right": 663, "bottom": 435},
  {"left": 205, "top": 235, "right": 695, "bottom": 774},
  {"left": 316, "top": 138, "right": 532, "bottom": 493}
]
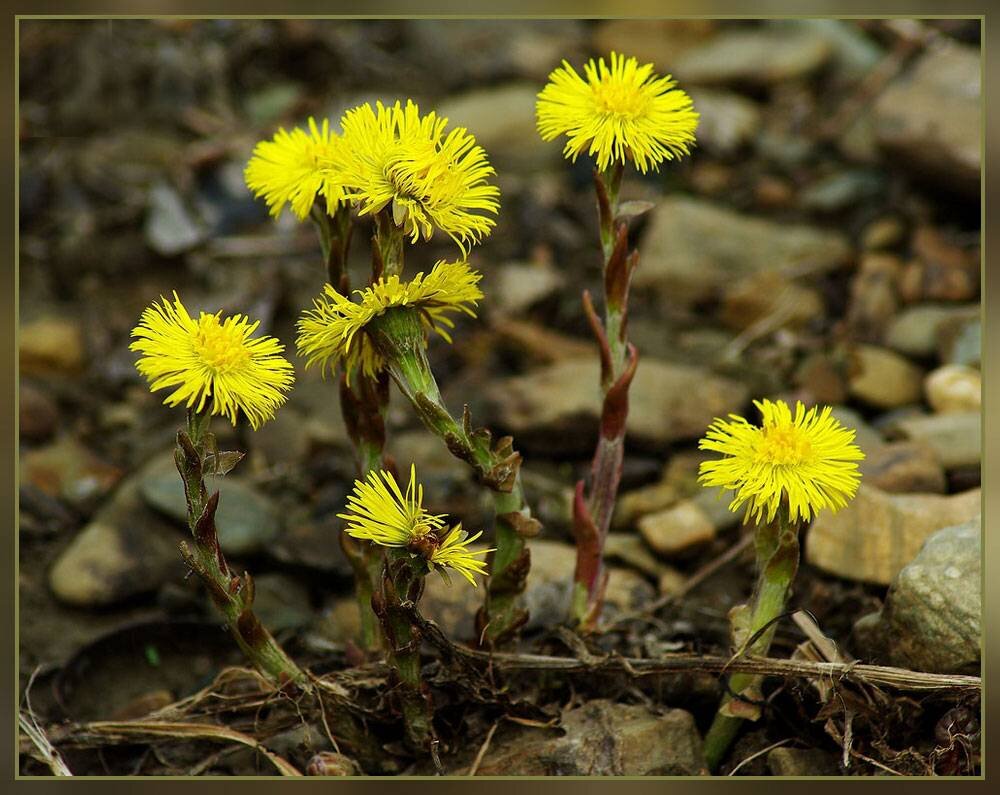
[
  {"left": 703, "top": 510, "right": 800, "bottom": 771},
  {"left": 366, "top": 307, "right": 539, "bottom": 645},
  {"left": 571, "top": 163, "right": 639, "bottom": 631},
  {"left": 176, "top": 410, "right": 308, "bottom": 688}
]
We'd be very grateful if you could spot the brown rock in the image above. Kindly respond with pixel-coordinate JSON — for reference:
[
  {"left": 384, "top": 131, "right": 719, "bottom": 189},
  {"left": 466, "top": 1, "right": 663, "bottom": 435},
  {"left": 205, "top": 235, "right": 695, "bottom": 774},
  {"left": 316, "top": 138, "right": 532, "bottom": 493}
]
[
  {"left": 19, "top": 317, "right": 86, "bottom": 375},
  {"left": 860, "top": 441, "right": 946, "bottom": 494},
  {"left": 805, "top": 484, "right": 981, "bottom": 585},
  {"left": 844, "top": 254, "right": 901, "bottom": 342},
  {"left": 638, "top": 500, "right": 715, "bottom": 558},
  {"left": 924, "top": 364, "right": 980, "bottom": 414},
  {"left": 23, "top": 435, "right": 122, "bottom": 508},
  {"left": 613, "top": 482, "right": 679, "bottom": 530},
  {"left": 19, "top": 382, "right": 59, "bottom": 442},
  {"left": 592, "top": 19, "right": 716, "bottom": 67},
  {"left": 899, "top": 227, "right": 979, "bottom": 304},
  {"left": 847, "top": 344, "right": 924, "bottom": 408},
  {"left": 720, "top": 270, "right": 824, "bottom": 331}
]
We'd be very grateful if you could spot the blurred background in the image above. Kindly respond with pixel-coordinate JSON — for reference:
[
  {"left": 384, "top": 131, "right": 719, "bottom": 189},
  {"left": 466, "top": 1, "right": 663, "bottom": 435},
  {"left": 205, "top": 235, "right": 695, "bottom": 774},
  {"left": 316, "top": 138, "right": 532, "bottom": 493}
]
[{"left": 18, "top": 19, "right": 982, "bottom": 775}]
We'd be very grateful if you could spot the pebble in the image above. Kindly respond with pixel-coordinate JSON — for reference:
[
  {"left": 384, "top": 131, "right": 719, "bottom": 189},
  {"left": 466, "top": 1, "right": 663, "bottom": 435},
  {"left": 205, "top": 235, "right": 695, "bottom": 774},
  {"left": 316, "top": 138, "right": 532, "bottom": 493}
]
[
  {"left": 892, "top": 411, "right": 980, "bottom": 469},
  {"left": 900, "top": 227, "right": 979, "bottom": 304},
  {"left": 767, "top": 747, "right": 840, "bottom": 776},
  {"left": 805, "top": 484, "right": 980, "bottom": 585},
  {"left": 686, "top": 88, "right": 762, "bottom": 155},
  {"left": 853, "top": 516, "right": 980, "bottom": 674},
  {"left": 48, "top": 478, "right": 182, "bottom": 607},
  {"left": 635, "top": 197, "right": 850, "bottom": 306},
  {"left": 638, "top": 500, "right": 716, "bottom": 558},
  {"left": 860, "top": 441, "right": 946, "bottom": 494},
  {"left": 144, "top": 181, "right": 207, "bottom": 257},
  {"left": 674, "top": 28, "right": 831, "bottom": 85},
  {"left": 485, "top": 259, "right": 566, "bottom": 316},
  {"left": 19, "top": 317, "right": 86, "bottom": 376},
  {"left": 22, "top": 435, "right": 122, "bottom": 508},
  {"left": 249, "top": 573, "right": 314, "bottom": 633},
  {"left": 720, "top": 270, "right": 824, "bottom": 332},
  {"left": 492, "top": 356, "right": 748, "bottom": 454},
  {"left": 843, "top": 254, "right": 901, "bottom": 342},
  {"left": 884, "top": 303, "right": 977, "bottom": 358},
  {"left": 591, "top": 19, "right": 716, "bottom": 68},
  {"left": 19, "top": 381, "right": 59, "bottom": 442},
  {"left": 613, "top": 482, "right": 679, "bottom": 530},
  {"left": 139, "top": 454, "right": 280, "bottom": 555},
  {"left": 924, "top": 364, "right": 980, "bottom": 414},
  {"left": 873, "top": 40, "right": 981, "bottom": 196},
  {"left": 460, "top": 700, "right": 705, "bottom": 776},
  {"left": 937, "top": 314, "right": 981, "bottom": 368},
  {"left": 847, "top": 344, "right": 924, "bottom": 409},
  {"left": 861, "top": 216, "right": 906, "bottom": 251}
]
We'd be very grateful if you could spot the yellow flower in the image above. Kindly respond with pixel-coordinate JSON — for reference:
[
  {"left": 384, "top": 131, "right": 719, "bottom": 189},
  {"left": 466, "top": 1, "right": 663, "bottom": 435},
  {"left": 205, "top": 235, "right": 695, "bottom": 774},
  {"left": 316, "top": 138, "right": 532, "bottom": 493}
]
[
  {"left": 328, "top": 100, "right": 499, "bottom": 254},
  {"left": 339, "top": 465, "right": 491, "bottom": 586},
  {"left": 244, "top": 117, "right": 344, "bottom": 220},
  {"left": 698, "top": 399, "right": 865, "bottom": 525},
  {"left": 130, "top": 292, "right": 295, "bottom": 430},
  {"left": 296, "top": 259, "right": 483, "bottom": 382},
  {"left": 536, "top": 51, "right": 699, "bottom": 174}
]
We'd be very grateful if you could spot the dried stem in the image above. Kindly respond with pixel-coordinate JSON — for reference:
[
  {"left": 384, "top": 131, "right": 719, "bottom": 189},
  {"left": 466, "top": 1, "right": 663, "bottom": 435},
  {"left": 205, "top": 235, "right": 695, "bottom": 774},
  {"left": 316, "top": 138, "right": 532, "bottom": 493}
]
[{"left": 176, "top": 410, "right": 308, "bottom": 688}]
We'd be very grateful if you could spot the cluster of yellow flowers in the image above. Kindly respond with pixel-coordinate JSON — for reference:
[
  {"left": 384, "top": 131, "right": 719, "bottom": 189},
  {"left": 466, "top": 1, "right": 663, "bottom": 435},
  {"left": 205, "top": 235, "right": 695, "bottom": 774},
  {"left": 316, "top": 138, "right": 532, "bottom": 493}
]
[{"left": 128, "top": 51, "right": 863, "bottom": 591}]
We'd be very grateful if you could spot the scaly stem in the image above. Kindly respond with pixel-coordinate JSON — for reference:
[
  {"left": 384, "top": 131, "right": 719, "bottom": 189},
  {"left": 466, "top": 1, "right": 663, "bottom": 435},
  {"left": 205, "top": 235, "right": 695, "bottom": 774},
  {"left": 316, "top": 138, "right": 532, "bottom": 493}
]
[
  {"left": 572, "top": 162, "right": 638, "bottom": 631},
  {"left": 176, "top": 410, "right": 308, "bottom": 688},
  {"left": 703, "top": 509, "right": 800, "bottom": 771},
  {"left": 366, "top": 307, "right": 538, "bottom": 646}
]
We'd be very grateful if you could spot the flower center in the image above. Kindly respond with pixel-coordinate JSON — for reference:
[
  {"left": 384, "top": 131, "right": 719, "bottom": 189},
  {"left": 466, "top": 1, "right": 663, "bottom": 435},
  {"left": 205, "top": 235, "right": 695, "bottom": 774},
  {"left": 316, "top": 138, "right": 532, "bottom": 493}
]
[
  {"left": 758, "top": 425, "right": 812, "bottom": 467},
  {"left": 194, "top": 314, "right": 250, "bottom": 374},
  {"left": 593, "top": 80, "right": 647, "bottom": 118}
]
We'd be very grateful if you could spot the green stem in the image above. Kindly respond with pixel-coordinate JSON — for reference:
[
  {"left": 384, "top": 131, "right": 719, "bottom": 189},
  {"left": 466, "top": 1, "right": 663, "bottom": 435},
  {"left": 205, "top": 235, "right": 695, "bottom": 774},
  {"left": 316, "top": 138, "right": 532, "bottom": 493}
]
[{"left": 704, "top": 509, "right": 800, "bottom": 771}]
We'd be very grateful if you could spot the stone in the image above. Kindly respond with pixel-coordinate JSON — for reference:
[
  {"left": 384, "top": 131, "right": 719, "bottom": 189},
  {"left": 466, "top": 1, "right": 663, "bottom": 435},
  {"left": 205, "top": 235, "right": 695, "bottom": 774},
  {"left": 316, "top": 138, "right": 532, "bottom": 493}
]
[
  {"left": 767, "top": 747, "right": 841, "bottom": 776},
  {"left": 465, "top": 700, "right": 705, "bottom": 776},
  {"left": 892, "top": 411, "right": 980, "bottom": 469},
  {"left": 19, "top": 317, "right": 86, "bottom": 375},
  {"left": 900, "top": 227, "right": 979, "bottom": 304},
  {"left": 720, "top": 270, "right": 824, "bottom": 331},
  {"left": 22, "top": 435, "right": 122, "bottom": 508},
  {"left": 884, "top": 304, "right": 978, "bottom": 358},
  {"left": 799, "top": 169, "right": 884, "bottom": 213},
  {"left": 873, "top": 40, "right": 981, "bottom": 196},
  {"left": 854, "top": 516, "right": 980, "bottom": 674},
  {"left": 592, "top": 19, "right": 716, "bottom": 68},
  {"left": 847, "top": 344, "right": 924, "bottom": 409},
  {"left": 793, "top": 353, "right": 848, "bottom": 406},
  {"left": 686, "top": 88, "right": 761, "bottom": 155},
  {"left": 48, "top": 478, "right": 182, "bottom": 607},
  {"left": 613, "top": 482, "right": 679, "bottom": 530},
  {"left": 604, "top": 533, "right": 673, "bottom": 579},
  {"left": 925, "top": 364, "right": 980, "bottom": 414},
  {"left": 139, "top": 454, "right": 280, "bottom": 555},
  {"left": 938, "top": 313, "right": 980, "bottom": 367},
  {"left": 19, "top": 382, "right": 59, "bottom": 442},
  {"left": 493, "top": 356, "right": 747, "bottom": 454},
  {"left": 860, "top": 441, "right": 946, "bottom": 494},
  {"left": 638, "top": 501, "right": 715, "bottom": 558},
  {"left": 829, "top": 405, "right": 884, "bottom": 454},
  {"left": 805, "top": 484, "right": 980, "bottom": 585},
  {"left": 674, "top": 28, "right": 831, "bottom": 85},
  {"left": 861, "top": 216, "right": 906, "bottom": 251},
  {"left": 144, "top": 182, "right": 206, "bottom": 256},
  {"left": 843, "top": 254, "right": 902, "bottom": 342},
  {"left": 658, "top": 568, "right": 688, "bottom": 597},
  {"left": 635, "top": 197, "right": 850, "bottom": 306},
  {"left": 250, "top": 573, "right": 314, "bottom": 634},
  {"left": 486, "top": 259, "right": 566, "bottom": 315},
  {"left": 437, "top": 84, "right": 559, "bottom": 171}
]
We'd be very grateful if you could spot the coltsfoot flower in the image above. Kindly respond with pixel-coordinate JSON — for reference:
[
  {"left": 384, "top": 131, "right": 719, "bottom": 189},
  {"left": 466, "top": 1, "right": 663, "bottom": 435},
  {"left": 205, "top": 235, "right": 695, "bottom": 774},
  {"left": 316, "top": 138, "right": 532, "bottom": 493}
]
[
  {"left": 339, "top": 464, "right": 492, "bottom": 586},
  {"left": 536, "top": 51, "right": 699, "bottom": 173},
  {"left": 698, "top": 399, "right": 865, "bottom": 525},
  {"left": 244, "top": 117, "right": 345, "bottom": 220},
  {"left": 130, "top": 292, "right": 295, "bottom": 429},
  {"left": 297, "top": 259, "right": 483, "bottom": 382},
  {"left": 329, "top": 100, "right": 500, "bottom": 254}
]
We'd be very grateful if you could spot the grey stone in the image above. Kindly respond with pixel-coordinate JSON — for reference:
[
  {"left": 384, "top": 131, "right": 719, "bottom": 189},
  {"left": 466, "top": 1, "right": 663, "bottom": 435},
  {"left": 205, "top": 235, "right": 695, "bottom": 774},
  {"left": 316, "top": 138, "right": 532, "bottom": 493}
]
[
  {"left": 768, "top": 747, "right": 841, "bottom": 776},
  {"left": 860, "top": 441, "right": 946, "bottom": 494},
  {"left": 635, "top": 197, "right": 850, "bottom": 306},
  {"left": 144, "top": 182, "right": 206, "bottom": 256},
  {"left": 893, "top": 411, "right": 981, "bottom": 469},
  {"left": 687, "top": 88, "right": 761, "bottom": 155},
  {"left": 885, "top": 304, "right": 978, "bottom": 358},
  {"left": 854, "top": 516, "right": 980, "bottom": 674},
  {"left": 674, "top": 28, "right": 832, "bottom": 85}
]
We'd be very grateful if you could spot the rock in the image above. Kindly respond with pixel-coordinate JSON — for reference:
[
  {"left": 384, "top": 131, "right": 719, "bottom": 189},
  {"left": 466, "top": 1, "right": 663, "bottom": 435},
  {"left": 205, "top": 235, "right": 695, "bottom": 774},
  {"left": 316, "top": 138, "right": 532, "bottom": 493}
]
[
  {"left": 785, "top": 19, "right": 883, "bottom": 79},
  {"left": 892, "top": 411, "right": 980, "bottom": 469},
  {"left": 465, "top": 700, "right": 705, "bottom": 776},
  {"left": 854, "top": 516, "right": 980, "bottom": 674},
  {"left": 493, "top": 356, "right": 748, "bottom": 453},
  {"left": 250, "top": 573, "right": 313, "bottom": 633},
  {"left": 720, "top": 270, "right": 824, "bottom": 331},
  {"left": 22, "top": 435, "right": 122, "bottom": 508},
  {"left": 437, "top": 84, "right": 559, "bottom": 171},
  {"left": 873, "top": 40, "right": 980, "bottom": 196},
  {"left": 269, "top": 512, "right": 352, "bottom": 577},
  {"left": 635, "top": 197, "right": 850, "bottom": 306},
  {"left": 799, "top": 169, "right": 884, "bottom": 213},
  {"left": 843, "top": 254, "right": 901, "bottom": 342},
  {"left": 805, "top": 484, "right": 981, "bottom": 585},
  {"left": 793, "top": 353, "right": 848, "bottom": 406},
  {"left": 674, "top": 28, "right": 831, "bottom": 85},
  {"left": 486, "top": 259, "right": 566, "bottom": 315},
  {"left": 144, "top": 182, "right": 206, "bottom": 256},
  {"left": 861, "top": 216, "right": 906, "bottom": 251},
  {"left": 847, "top": 344, "right": 924, "bottom": 408},
  {"left": 19, "top": 317, "right": 86, "bottom": 375},
  {"left": 306, "top": 752, "right": 361, "bottom": 776},
  {"left": 658, "top": 568, "right": 688, "bottom": 596},
  {"left": 860, "top": 441, "right": 945, "bottom": 494},
  {"left": 613, "top": 482, "right": 679, "bottom": 530},
  {"left": 768, "top": 747, "right": 841, "bottom": 776},
  {"left": 900, "top": 227, "right": 979, "bottom": 304},
  {"left": 139, "top": 455, "right": 280, "bottom": 555},
  {"left": 884, "top": 303, "right": 978, "bottom": 358},
  {"left": 686, "top": 88, "right": 761, "bottom": 155},
  {"left": 638, "top": 501, "right": 715, "bottom": 558},
  {"left": 925, "top": 364, "right": 980, "bottom": 414},
  {"left": 19, "top": 382, "right": 59, "bottom": 442},
  {"left": 592, "top": 19, "right": 716, "bottom": 68},
  {"left": 604, "top": 533, "right": 671, "bottom": 579},
  {"left": 937, "top": 313, "right": 980, "bottom": 367},
  {"left": 48, "top": 478, "right": 182, "bottom": 607},
  {"left": 829, "top": 405, "right": 884, "bottom": 454}
]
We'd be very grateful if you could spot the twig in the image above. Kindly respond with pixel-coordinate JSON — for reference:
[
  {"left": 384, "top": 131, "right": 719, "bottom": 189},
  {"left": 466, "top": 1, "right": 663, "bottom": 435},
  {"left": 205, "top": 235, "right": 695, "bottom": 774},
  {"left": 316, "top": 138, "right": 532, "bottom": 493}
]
[
  {"left": 467, "top": 721, "right": 499, "bottom": 776},
  {"left": 19, "top": 712, "right": 73, "bottom": 776},
  {"left": 728, "top": 738, "right": 793, "bottom": 776}
]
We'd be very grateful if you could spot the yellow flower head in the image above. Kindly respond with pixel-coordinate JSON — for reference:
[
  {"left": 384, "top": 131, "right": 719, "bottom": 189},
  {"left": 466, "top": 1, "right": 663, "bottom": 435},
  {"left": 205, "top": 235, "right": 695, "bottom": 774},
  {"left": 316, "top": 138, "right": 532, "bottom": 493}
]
[
  {"left": 328, "top": 100, "right": 500, "bottom": 255},
  {"left": 296, "top": 259, "right": 483, "bottom": 382},
  {"left": 130, "top": 292, "right": 295, "bottom": 430},
  {"left": 536, "top": 51, "right": 699, "bottom": 174},
  {"left": 698, "top": 399, "right": 865, "bottom": 526},
  {"left": 339, "top": 464, "right": 492, "bottom": 586},
  {"left": 244, "top": 117, "right": 345, "bottom": 220}
]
